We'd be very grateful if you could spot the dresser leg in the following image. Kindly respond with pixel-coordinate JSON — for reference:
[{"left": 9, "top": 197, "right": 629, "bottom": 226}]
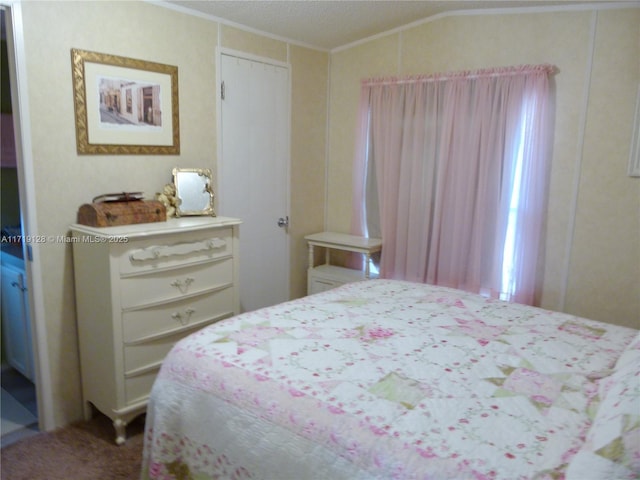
[{"left": 113, "top": 417, "right": 127, "bottom": 445}]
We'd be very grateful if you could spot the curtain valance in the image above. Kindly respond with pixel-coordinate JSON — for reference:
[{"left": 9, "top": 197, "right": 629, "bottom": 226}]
[{"left": 361, "top": 64, "right": 557, "bottom": 87}]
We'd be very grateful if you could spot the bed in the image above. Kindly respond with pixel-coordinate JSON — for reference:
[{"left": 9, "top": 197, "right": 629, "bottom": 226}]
[{"left": 141, "top": 279, "right": 639, "bottom": 479}]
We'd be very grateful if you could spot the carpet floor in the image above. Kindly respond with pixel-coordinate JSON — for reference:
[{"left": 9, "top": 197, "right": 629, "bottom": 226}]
[{"left": 1, "top": 413, "right": 145, "bottom": 480}]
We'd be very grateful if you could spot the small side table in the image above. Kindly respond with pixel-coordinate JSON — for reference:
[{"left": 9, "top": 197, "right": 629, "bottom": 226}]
[{"left": 305, "top": 232, "right": 382, "bottom": 295}]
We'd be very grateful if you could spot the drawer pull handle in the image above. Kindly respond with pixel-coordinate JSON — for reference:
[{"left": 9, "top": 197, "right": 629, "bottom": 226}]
[
  {"left": 207, "top": 238, "right": 227, "bottom": 250},
  {"left": 171, "top": 308, "right": 195, "bottom": 326},
  {"left": 129, "top": 237, "right": 228, "bottom": 263},
  {"left": 170, "top": 277, "right": 195, "bottom": 293}
]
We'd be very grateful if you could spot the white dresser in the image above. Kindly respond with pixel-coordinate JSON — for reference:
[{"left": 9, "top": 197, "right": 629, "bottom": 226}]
[{"left": 70, "top": 216, "right": 241, "bottom": 444}]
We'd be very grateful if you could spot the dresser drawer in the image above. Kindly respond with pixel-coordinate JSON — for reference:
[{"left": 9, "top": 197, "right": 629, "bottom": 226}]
[
  {"left": 122, "top": 286, "right": 234, "bottom": 343},
  {"left": 124, "top": 367, "right": 159, "bottom": 406},
  {"left": 118, "top": 228, "right": 233, "bottom": 275},
  {"left": 123, "top": 321, "right": 218, "bottom": 405},
  {"left": 123, "top": 327, "right": 189, "bottom": 374},
  {"left": 120, "top": 258, "right": 233, "bottom": 309}
]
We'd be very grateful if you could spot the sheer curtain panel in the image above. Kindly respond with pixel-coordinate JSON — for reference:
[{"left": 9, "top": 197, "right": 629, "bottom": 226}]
[{"left": 351, "top": 65, "right": 555, "bottom": 305}]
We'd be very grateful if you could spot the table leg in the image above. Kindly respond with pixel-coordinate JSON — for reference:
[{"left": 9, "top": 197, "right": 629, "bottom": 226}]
[
  {"left": 365, "top": 253, "right": 371, "bottom": 278},
  {"left": 308, "top": 244, "right": 315, "bottom": 270}
]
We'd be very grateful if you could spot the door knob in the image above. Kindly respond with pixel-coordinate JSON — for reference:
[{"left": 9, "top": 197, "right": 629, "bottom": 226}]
[{"left": 277, "top": 216, "right": 289, "bottom": 228}]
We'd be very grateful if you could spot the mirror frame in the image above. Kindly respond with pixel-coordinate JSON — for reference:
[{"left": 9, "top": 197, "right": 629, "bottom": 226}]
[{"left": 172, "top": 167, "right": 216, "bottom": 217}]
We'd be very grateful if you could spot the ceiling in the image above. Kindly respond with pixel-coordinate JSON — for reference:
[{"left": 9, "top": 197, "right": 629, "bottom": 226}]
[{"left": 160, "top": 0, "right": 631, "bottom": 51}]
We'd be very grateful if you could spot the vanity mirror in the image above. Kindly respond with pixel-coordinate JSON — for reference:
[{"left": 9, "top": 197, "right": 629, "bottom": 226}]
[{"left": 172, "top": 168, "right": 216, "bottom": 216}]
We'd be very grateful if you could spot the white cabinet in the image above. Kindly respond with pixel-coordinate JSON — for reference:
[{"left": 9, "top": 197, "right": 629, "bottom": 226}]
[
  {"left": 70, "top": 216, "right": 241, "bottom": 444},
  {"left": 1, "top": 254, "right": 34, "bottom": 381},
  {"left": 305, "top": 232, "right": 382, "bottom": 295}
]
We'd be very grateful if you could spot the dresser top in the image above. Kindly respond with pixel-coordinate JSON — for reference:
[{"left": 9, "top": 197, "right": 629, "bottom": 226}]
[{"left": 70, "top": 216, "right": 241, "bottom": 239}]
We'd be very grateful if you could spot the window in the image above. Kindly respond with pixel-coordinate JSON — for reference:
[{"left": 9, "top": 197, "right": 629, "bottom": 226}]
[{"left": 501, "top": 109, "right": 527, "bottom": 300}]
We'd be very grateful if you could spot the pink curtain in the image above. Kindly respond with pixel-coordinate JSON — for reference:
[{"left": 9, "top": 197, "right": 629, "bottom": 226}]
[{"left": 351, "top": 65, "right": 554, "bottom": 305}]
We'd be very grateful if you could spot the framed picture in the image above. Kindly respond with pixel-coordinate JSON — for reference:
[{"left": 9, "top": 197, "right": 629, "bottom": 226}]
[{"left": 71, "top": 49, "right": 179, "bottom": 155}]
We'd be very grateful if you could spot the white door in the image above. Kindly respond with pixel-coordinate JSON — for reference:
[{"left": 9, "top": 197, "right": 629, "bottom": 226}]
[{"left": 219, "top": 52, "right": 290, "bottom": 312}]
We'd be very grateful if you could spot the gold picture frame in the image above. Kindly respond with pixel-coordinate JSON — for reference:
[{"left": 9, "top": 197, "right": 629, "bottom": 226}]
[{"left": 71, "top": 48, "right": 179, "bottom": 155}]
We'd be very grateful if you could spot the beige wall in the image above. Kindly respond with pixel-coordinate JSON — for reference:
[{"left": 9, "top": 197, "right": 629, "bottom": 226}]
[
  {"left": 289, "top": 45, "right": 329, "bottom": 298},
  {"left": 328, "top": 8, "right": 640, "bottom": 329},
  {"left": 17, "top": 1, "right": 327, "bottom": 428},
  {"left": 566, "top": 10, "right": 640, "bottom": 326}
]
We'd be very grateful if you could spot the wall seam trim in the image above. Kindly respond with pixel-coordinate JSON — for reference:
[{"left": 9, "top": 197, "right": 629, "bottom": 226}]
[
  {"left": 559, "top": 10, "right": 598, "bottom": 312},
  {"left": 324, "top": 54, "right": 331, "bottom": 230}
]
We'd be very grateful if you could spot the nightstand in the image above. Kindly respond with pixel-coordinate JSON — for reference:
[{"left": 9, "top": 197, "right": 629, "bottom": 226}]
[{"left": 305, "top": 232, "right": 382, "bottom": 295}]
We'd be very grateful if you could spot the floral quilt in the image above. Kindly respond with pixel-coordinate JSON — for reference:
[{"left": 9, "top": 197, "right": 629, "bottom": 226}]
[{"left": 141, "top": 280, "right": 639, "bottom": 480}]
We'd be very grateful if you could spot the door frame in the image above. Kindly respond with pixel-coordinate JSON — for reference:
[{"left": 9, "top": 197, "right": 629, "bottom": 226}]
[
  {"left": 3, "top": 1, "right": 55, "bottom": 431},
  {"left": 215, "top": 47, "right": 292, "bottom": 303}
]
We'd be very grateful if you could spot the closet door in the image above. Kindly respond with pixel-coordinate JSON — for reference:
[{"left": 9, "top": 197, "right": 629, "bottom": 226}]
[{"left": 219, "top": 53, "right": 290, "bottom": 312}]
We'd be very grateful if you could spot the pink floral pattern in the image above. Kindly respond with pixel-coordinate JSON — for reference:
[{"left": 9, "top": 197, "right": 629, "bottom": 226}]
[
  {"left": 566, "top": 334, "right": 640, "bottom": 479},
  {"left": 141, "top": 280, "right": 638, "bottom": 480}
]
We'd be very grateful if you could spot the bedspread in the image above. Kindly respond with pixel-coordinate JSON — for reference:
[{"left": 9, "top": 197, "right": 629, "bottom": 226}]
[{"left": 141, "top": 280, "right": 639, "bottom": 480}]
